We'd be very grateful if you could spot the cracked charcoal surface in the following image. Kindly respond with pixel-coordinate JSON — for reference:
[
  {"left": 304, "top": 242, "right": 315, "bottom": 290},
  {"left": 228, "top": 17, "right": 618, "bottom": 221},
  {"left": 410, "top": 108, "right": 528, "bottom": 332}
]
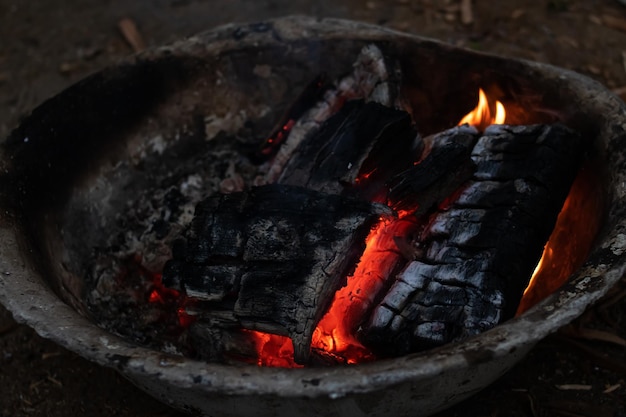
[
  {"left": 162, "top": 184, "right": 383, "bottom": 363},
  {"left": 265, "top": 43, "right": 404, "bottom": 183},
  {"left": 166, "top": 80, "right": 418, "bottom": 364},
  {"left": 281, "top": 99, "right": 420, "bottom": 197},
  {"left": 360, "top": 123, "right": 583, "bottom": 355},
  {"left": 387, "top": 124, "right": 478, "bottom": 213}
]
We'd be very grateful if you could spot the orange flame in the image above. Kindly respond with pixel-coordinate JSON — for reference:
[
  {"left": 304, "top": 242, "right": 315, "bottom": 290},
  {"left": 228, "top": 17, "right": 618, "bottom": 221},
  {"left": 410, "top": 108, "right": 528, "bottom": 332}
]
[
  {"left": 458, "top": 88, "right": 506, "bottom": 130},
  {"left": 147, "top": 273, "right": 196, "bottom": 328},
  {"left": 518, "top": 165, "right": 602, "bottom": 313}
]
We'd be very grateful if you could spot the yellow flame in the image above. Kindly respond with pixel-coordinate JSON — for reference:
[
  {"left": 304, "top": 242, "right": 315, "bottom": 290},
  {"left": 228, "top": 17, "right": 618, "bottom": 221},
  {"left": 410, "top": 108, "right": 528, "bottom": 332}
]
[
  {"left": 458, "top": 88, "right": 506, "bottom": 130},
  {"left": 523, "top": 247, "right": 549, "bottom": 298},
  {"left": 494, "top": 101, "right": 506, "bottom": 124}
]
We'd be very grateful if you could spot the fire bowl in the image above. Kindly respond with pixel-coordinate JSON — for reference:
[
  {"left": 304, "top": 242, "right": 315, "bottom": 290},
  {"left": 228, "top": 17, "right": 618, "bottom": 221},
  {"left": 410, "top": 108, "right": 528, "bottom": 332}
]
[{"left": 1, "top": 16, "right": 626, "bottom": 417}]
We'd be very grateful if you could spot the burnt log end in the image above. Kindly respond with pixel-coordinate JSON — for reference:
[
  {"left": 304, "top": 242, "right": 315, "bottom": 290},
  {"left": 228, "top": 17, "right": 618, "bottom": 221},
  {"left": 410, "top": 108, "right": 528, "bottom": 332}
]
[
  {"left": 360, "top": 123, "right": 583, "bottom": 355},
  {"left": 163, "top": 184, "right": 385, "bottom": 363}
]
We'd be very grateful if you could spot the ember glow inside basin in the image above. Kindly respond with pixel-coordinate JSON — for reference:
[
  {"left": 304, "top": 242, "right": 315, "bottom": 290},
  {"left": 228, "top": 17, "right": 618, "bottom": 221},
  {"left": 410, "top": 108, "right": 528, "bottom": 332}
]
[{"left": 1, "top": 16, "right": 626, "bottom": 417}]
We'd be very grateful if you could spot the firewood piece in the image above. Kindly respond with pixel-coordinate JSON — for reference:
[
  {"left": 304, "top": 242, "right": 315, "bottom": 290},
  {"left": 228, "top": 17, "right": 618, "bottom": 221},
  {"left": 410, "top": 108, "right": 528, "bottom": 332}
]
[
  {"left": 360, "top": 123, "right": 582, "bottom": 355},
  {"left": 162, "top": 184, "right": 387, "bottom": 364},
  {"left": 256, "top": 74, "right": 331, "bottom": 160},
  {"left": 387, "top": 124, "right": 478, "bottom": 212},
  {"left": 280, "top": 99, "right": 421, "bottom": 196},
  {"left": 265, "top": 43, "right": 403, "bottom": 183}
]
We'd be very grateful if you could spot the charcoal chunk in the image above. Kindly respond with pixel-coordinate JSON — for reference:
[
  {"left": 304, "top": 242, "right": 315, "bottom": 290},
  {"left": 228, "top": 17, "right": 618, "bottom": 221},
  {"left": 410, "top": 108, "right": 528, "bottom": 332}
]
[
  {"left": 387, "top": 124, "right": 478, "bottom": 212},
  {"left": 360, "top": 123, "right": 583, "bottom": 355},
  {"left": 163, "top": 184, "right": 384, "bottom": 363},
  {"left": 280, "top": 99, "right": 421, "bottom": 197}
]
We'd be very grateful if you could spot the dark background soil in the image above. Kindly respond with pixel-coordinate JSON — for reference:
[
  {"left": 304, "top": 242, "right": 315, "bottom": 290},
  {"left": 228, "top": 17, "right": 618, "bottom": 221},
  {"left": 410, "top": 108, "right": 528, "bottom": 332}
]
[{"left": 1, "top": 1, "right": 626, "bottom": 416}]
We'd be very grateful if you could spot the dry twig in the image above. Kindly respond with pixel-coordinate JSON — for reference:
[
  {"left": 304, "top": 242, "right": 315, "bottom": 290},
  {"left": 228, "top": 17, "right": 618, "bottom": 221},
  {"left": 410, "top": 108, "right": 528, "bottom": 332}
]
[
  {"left": 527, "top": 392, "right": 539, "bottom": 417},
  {"left": 556, "top": 384, "right": 592, "bottom": 391},
  {"left": 460, "top": 0, "right": 473, "bottom": 24},
  {"left": 41, "top": 351, "right": 62, "bottom": 360},
  {"left": 511, "top": 9, "right": 525, "bottom": 19},
  {"left": 603, "top": 383, "right": 621, "bottom": 394},
  {"left": 47, "top": 375, "right": 63, "bottom": 388},
  {"left": 118, "top": 18, "right": 146, "bottom": 53},
  {"left": 560, "top": 325, "right": 626, "bottom": 348}
]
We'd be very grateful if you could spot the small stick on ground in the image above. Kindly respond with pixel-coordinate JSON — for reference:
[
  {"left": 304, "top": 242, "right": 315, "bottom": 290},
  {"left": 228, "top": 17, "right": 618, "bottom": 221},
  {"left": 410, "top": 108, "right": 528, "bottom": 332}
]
[
  {"left": 556, "top": 384, "right": 592, "bottom": 391},
  {"left": 560, "top": 325, "right": 626, "bottom": 348},
  {"left": 42, "top": 351, "right": 63, "bottom": 360},
  {"left": 460, "top": 0, "right": 473, "bottom": 25},
  {"left": 118, "top": 18, "right": 146, "bottom": 53}
]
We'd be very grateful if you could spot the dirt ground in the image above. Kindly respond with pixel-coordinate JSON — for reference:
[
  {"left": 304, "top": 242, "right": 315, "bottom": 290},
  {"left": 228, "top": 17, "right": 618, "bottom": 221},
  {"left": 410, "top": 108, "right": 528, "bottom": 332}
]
[{"left": 1, "top": 1, "right": 626, "bottom": 416}]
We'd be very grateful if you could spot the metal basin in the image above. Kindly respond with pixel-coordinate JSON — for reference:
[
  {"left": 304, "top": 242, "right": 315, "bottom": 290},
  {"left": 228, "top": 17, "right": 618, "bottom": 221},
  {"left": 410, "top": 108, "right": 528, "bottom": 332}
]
[{"left": 1, "top": 16, "right": 625, "bottom": 417}]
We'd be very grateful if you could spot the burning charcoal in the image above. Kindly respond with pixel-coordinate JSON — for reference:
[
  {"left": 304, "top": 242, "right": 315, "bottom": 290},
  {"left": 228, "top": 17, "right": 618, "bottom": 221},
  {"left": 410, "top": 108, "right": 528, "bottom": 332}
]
[
  {"left": 163, "top": 184, "right": 389, "bottom": 364},
  {"left": 280, "top": 99, "right": 422, "bottom": 196},
  {"left": 256, "top": 74, "right": 331, "bottom": 161},
  {"left": 387, "top": 124, "right": 478, "bottom": 213},
  {"left": 360, "top": 123, "right": 583, "bottom": 355},
  {"left": 264, "top": 44, "right": 404, "bottom": 182}
]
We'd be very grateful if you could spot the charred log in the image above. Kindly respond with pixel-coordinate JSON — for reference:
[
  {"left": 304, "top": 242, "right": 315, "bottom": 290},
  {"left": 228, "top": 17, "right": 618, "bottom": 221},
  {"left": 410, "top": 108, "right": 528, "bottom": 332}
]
[
  {"left": 162, "top": 184, "right": 387, "bottom": 363},
  {"left": 161, "top": 45, "right": 426, "bottom": 364},
  {"left": 280, "top": 99, "right": 421, "bottom": 197},
  {"left": 158, "top": 42, "right": 584, "bottom": 364},
  {"left": 255, "top": 74, "right": 331, "bottom": 161},
  {"left": 264, "top": 43, "right": 405, "bottom": 183},
  {"left": 387, "top": 124, "right": 477, "bottom": 213},
  {"left": 360, "top": 123, "right": 583, "bottom": 355}
]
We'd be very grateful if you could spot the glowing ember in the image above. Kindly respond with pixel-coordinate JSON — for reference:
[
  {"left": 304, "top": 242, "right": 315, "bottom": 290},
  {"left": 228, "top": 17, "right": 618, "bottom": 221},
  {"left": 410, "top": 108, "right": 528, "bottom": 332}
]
[
  {"left": 248, "top": 88, "right": 511, "bottom": 367},
  {"left": 311, "top": 214, "right": 416, "bottom": 363},
  {"left": 148, "top": 273, "right": 196, "bottom": 328},
  {"left": 227, "top": 87, "right": 595, "bottom": 367},
  {"left": 458, "top": 88, "right": 506, "bottom": 130},
  {"left": 243, "top": 330, "right": 302, "bottom": 368},
  {"left": 260, "top": 119, "right": 296, "bottom": 156},
  {"left": 245, "top": 167, "right": 598, "bottom": 366},
  {"left": 246, "top": 212, "right": 418, "bottom": 365},
  {"left": 518, "top": 165, "right": 602, "bottom": 314}
]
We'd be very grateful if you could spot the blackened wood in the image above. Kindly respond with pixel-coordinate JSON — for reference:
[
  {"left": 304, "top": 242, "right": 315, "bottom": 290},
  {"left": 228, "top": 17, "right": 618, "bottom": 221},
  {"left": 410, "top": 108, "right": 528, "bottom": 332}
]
[
  {"left": 280, "top": 99, "right": 421, "bottom": 196},
  {"left": 162, "top": 184, "right": 386, "bottom": 363},
  {"left": 360, "top": 123, "right": 583, "bottom": 355},
  {"left": 255, "top": 74, "right": 330, "bottom": 161},
  {"left": 163, "top": 44, "right": 416, "bottom": 364},
  {"left": 387, "top": 124, "right": 478, "bottom": 213},
  {"left": 264, "top": 44, "right": 404, "bottom": 183}
]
